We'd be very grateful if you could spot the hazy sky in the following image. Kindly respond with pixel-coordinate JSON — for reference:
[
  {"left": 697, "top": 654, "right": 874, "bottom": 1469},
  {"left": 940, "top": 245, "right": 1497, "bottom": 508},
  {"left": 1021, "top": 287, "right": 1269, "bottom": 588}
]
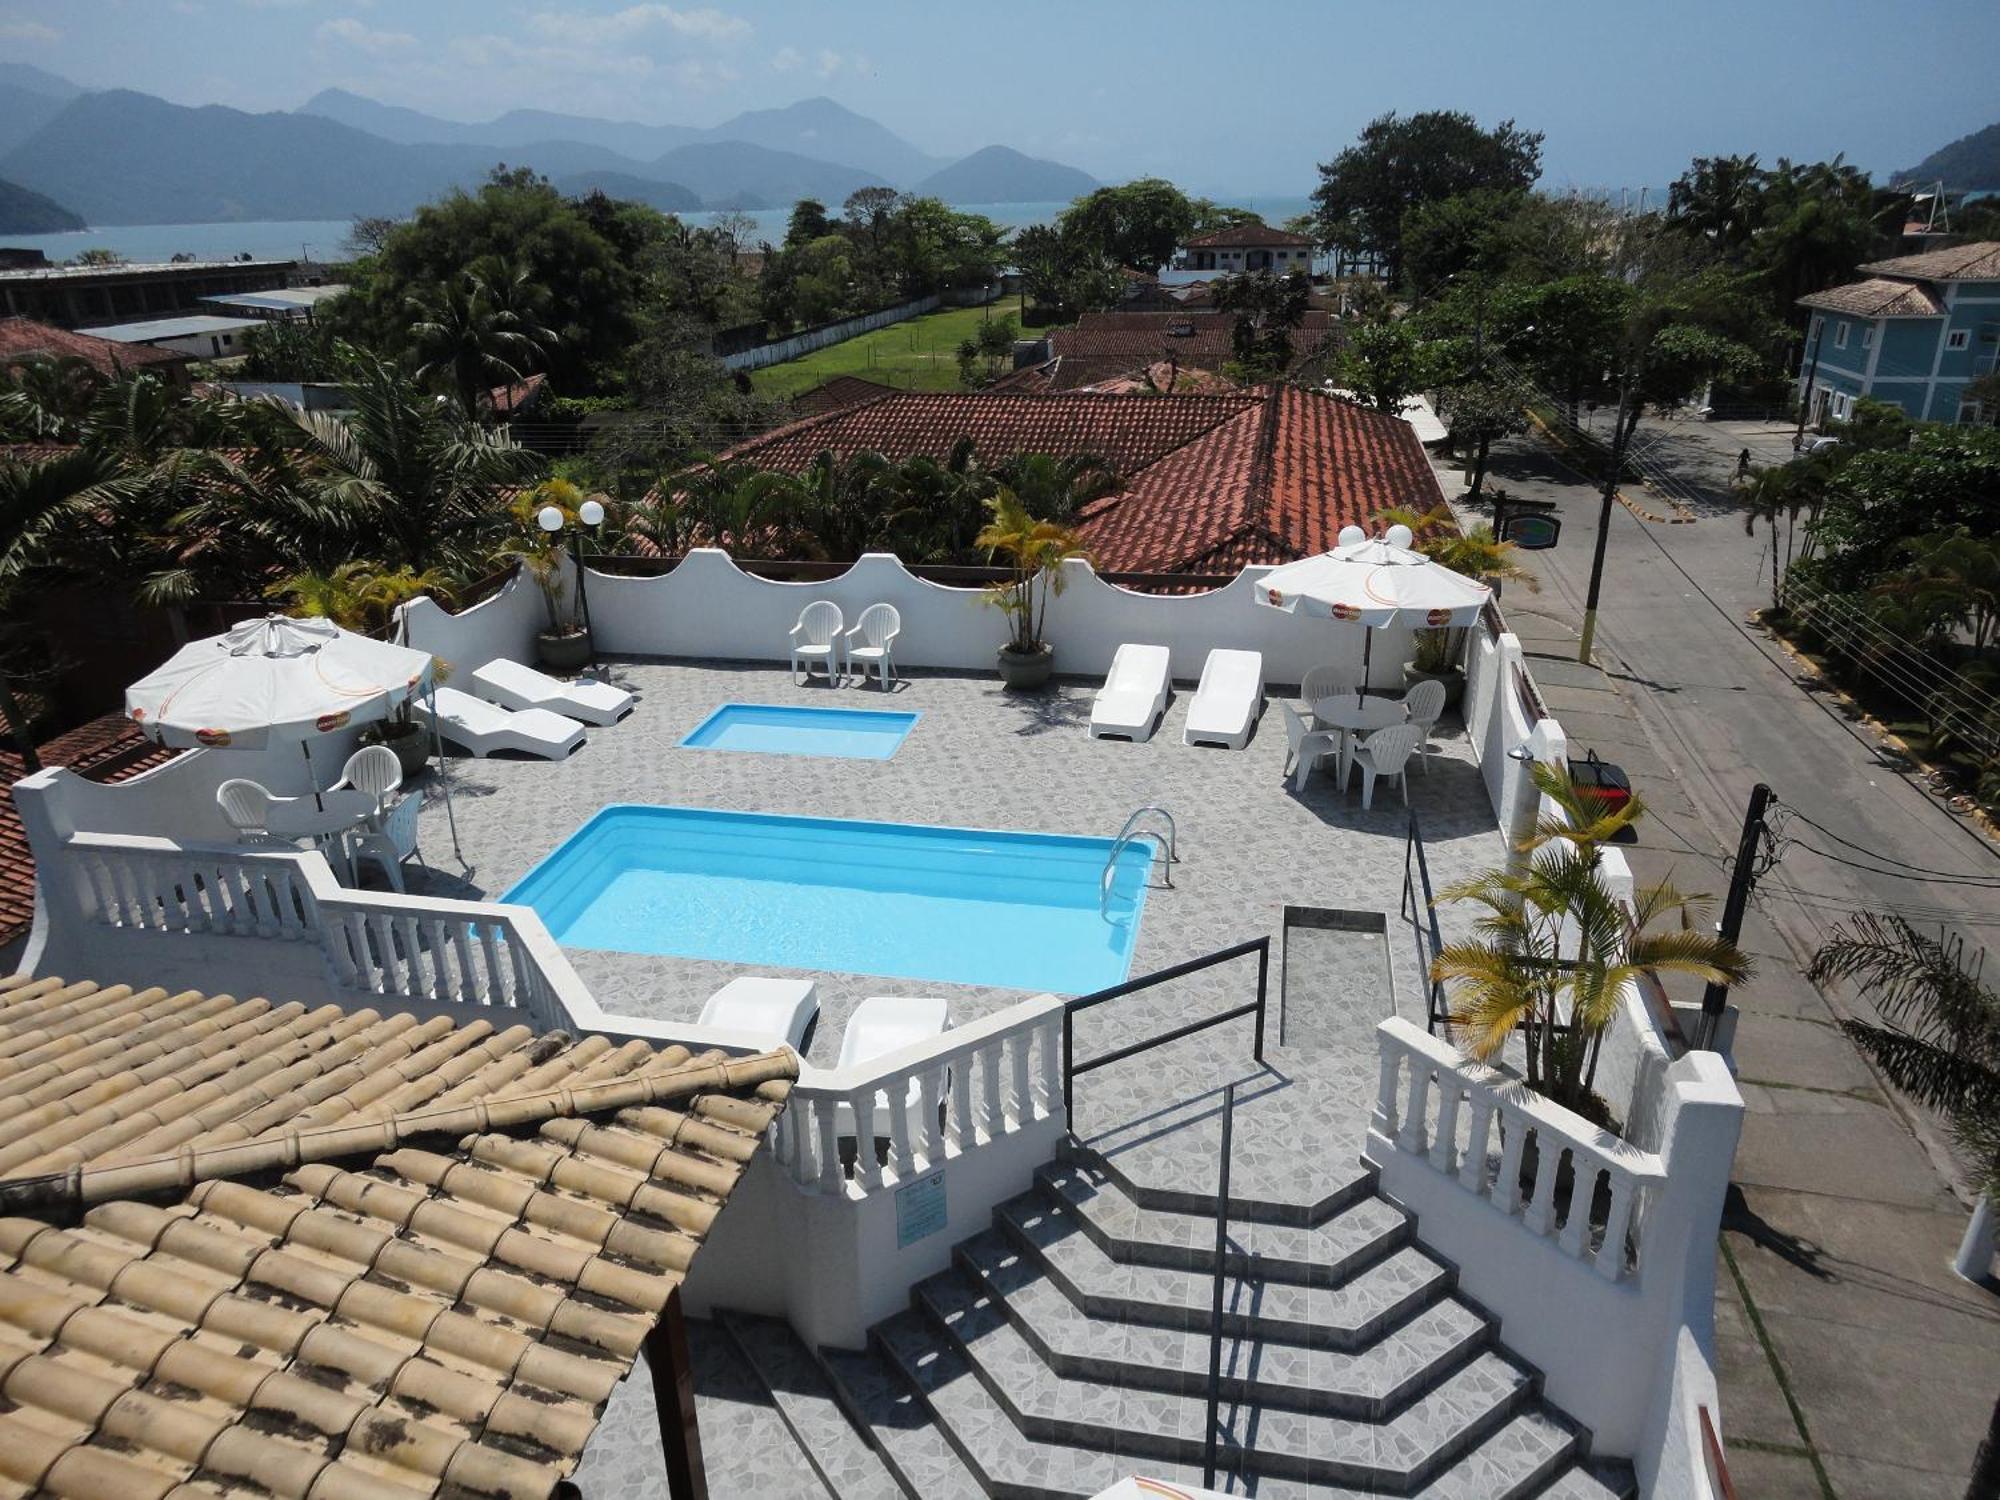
[{"left": 5, "top": 0, "right": 1996, "bottom": 195}]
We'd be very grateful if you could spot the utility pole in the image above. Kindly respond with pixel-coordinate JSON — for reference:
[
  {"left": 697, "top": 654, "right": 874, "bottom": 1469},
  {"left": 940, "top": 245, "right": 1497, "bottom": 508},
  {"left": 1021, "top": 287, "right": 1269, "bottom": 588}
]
[
  {"left": 1791, "top": 322, "right": 1825, "bottom": 452},
  {"left": 1577, "top": 376, "right": 1638, "bottom": 665},
  {"left": 1695, "top": 782, "right": 1774, "bottom": 1050}
]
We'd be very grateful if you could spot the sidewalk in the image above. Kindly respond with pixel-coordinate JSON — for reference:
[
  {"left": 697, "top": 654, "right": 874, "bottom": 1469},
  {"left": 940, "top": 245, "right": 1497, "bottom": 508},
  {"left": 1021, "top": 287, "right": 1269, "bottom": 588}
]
[{"left": 1501, "top": 594, "right": 2000, "bottom": 1500}]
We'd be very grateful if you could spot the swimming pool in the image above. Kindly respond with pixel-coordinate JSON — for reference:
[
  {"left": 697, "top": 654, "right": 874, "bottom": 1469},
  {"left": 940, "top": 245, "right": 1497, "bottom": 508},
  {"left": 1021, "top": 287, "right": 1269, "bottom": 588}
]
[
  {"left": 680, "top": 703, "right": 918, "bottom": 759},
  {"left": 504, "top": 805, "right": 1151, "bottom": 993}
]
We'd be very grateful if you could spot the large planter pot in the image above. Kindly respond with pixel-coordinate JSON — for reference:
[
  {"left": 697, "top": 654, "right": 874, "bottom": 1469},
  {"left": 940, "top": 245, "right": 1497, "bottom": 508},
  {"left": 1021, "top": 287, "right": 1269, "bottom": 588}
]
[
  {"left": 369, "top": 721, "right": 432, "bottom": 778},
  {"left": 537, "top": 627, "right": 592, "bottom": 674},
  {"left": 1402, "top": 661, "right": 1465, "bottom": 710},
  {"left": 996, "top": 643, "right": 1054, "bottom": 691}
]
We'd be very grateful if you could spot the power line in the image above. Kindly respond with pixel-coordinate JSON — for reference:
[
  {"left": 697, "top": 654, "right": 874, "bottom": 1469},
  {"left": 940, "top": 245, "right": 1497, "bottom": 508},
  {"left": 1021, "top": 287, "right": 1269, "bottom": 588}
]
[{"left": 1773, "top": 801, "right": 2000, "bottom": 880}]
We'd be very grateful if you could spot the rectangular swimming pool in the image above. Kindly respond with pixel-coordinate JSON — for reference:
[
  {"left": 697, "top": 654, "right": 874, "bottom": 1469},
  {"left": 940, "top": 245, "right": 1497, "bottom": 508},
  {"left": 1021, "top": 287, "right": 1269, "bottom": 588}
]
[
  {"left": 503, "top": 805, "right": 1151, "bottom": 993},
  {"left": 680, "top": 703, "right": 918, "bottom": 760}
]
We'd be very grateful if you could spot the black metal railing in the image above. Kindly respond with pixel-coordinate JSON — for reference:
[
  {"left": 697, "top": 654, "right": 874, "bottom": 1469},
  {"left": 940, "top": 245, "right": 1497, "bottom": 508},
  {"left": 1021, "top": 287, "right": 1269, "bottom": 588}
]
[
  {"left": 1061, "top": 937, "right": 1269, "bottom": 1121},
  {"left": 1202, "top": 1079, "right": 1236, "bottom": 1489},
  {"left": 1400, "top": 807, "right": 1449, "bottom": 1035}
]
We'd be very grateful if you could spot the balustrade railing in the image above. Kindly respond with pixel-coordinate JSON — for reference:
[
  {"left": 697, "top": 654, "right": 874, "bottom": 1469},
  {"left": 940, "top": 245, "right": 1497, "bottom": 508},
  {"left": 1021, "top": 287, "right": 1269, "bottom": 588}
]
[
  {"left": 61, "top": 833, "right": 576, "bottom": 1031},
  {"left": 1371, "top": 1017, "right": 1666, "bottom": 1281},
  {"left": 771, "top": 996, "right": 1064, "bottom": 1196}
]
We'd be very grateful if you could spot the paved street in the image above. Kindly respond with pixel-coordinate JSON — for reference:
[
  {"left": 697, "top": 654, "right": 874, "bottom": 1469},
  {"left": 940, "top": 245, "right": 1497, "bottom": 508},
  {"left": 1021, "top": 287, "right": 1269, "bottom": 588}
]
[{"left": 1440, "top": 417, "right": 2000, "bottom": 1499}]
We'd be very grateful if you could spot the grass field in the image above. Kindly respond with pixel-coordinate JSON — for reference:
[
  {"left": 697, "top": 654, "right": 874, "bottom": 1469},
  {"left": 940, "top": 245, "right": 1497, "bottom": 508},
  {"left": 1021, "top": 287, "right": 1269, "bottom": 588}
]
[{"left": 750, "top": 302, "right": 1026, "bottom": 400}]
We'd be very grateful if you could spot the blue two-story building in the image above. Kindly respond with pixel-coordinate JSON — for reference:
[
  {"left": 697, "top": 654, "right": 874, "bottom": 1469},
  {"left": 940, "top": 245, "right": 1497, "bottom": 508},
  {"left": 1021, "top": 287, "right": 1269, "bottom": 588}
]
[{"left": 1796, "top": 241, "right": 1998, "bottom": 426}]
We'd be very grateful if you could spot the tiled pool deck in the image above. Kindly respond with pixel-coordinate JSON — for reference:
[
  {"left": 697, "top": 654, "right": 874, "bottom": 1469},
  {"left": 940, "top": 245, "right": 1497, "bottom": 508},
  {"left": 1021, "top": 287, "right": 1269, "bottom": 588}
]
[{"left": 405, "top": 657, "right": 1509, "bottom": 1497}]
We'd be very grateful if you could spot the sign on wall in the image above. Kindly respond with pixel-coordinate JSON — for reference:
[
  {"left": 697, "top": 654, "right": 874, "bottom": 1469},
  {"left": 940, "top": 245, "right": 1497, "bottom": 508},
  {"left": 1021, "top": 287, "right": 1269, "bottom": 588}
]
[{"left": 895, "top": 1169, "right": 948, "bottom": 1248}]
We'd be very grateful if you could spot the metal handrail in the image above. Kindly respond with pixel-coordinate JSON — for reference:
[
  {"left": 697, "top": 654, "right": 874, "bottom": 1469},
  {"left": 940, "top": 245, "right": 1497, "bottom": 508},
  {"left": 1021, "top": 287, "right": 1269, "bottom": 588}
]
[
  {"left": 1202, "top": 1080, "right": 1236, "bottom": 1489},
  {"left": 1098, "top": 806, "right": 1176, "bottom": 918},
  {"left": 1400, "top": 806, "right": 1450, "bottom": 1035},
  {"left": 1062, "top": 937, "right": 1269, "bottom": 1120}
]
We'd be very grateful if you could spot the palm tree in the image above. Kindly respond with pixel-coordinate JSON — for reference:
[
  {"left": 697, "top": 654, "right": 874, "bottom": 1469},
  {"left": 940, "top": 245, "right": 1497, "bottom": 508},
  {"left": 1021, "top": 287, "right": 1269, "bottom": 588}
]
[
  {"left": 0, "top": 447, "right": 148, "bottom": 606},
  {"left": 1807, "top": 913, "right": 1999, "bottom": 1286},
  {"left": 406, "top": 259, "right": 556, "bottom": 419},
  {"left": 0, "top": 354, "right": 105, "bottom": 441},
  {"left": 1741, "top": 457, "right": 1832, "bottom": 611},
  {"left": 986, "top": 450, "right": 1119, "bottom": 523},
  {"left": 976, "top": 488, "right": 1090, "bottom": 658},
  {"left": 1432, "top": 761, "right": 1751, "bottom": 1119},
  {"left": 266, "top": 560, "right": 452, "bottom": 634}
]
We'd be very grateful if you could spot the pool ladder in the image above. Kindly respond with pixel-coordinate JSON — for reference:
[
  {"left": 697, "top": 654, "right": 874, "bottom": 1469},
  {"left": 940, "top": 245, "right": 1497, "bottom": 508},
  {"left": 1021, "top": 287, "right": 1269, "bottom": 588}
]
[{"left": 1100, "top": 805, "right": 1177, "bottom": 919}]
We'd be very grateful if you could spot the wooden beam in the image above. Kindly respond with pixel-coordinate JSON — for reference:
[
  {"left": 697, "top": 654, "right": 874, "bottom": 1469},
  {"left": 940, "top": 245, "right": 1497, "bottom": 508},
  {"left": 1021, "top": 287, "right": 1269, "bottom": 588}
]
[{"left": 646, "top": 1285, "right": 709, "bottom": 1500}]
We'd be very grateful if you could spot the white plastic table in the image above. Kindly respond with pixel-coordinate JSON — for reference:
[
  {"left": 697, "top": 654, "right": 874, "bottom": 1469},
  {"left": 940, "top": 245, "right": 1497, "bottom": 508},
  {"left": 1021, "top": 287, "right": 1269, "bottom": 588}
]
[
  {"left": 264, "top": 789, "right": 376, "bottom": 883},
  {"left": 1309, "top": 693, "right": 1409, "bottom": 790}
]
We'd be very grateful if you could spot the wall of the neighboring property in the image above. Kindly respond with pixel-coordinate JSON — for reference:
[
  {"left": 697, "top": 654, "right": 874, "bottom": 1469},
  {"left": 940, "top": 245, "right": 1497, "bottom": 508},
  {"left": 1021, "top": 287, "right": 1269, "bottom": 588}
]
[{"left": 400, "top": 551, "right": 1422, "bottom": 691}]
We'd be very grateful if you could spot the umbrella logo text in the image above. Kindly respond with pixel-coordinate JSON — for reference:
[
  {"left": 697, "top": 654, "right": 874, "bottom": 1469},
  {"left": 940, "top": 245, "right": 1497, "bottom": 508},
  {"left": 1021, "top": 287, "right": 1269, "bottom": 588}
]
[
  {"left": 315, "top": 711, "right": 351, "bottom": 733},
  {"left": 195, "top": 728, "right": 231, "bottom": 747}
]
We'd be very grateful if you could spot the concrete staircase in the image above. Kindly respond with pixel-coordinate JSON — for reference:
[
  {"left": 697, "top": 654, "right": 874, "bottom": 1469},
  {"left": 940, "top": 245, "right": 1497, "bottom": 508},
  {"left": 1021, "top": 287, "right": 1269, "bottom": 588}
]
[{"left": 717, "top": 1145, "right": 1639, "bottom": 1498}]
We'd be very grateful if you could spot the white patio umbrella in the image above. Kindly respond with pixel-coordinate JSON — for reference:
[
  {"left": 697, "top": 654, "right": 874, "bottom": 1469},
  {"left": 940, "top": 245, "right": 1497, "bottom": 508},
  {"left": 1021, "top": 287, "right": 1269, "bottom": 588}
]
[
  {"left": 1254, "top": 524, "right": 1492, "bottom": 695},
  {"left": 126, "top": 615, "right": 438, "bottom": 817}
]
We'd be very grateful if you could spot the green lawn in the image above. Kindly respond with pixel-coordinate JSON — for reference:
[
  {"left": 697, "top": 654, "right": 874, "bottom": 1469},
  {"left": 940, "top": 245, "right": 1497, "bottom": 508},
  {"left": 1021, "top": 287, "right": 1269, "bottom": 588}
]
[{"left": 751, "top": 302, "right": 1027, "bottom": 400}]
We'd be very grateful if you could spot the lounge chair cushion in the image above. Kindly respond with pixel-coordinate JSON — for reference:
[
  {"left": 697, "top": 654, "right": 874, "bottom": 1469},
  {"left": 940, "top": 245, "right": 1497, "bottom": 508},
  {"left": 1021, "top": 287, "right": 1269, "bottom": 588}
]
[
  {"left": 1090, "top": 643, "right": 1172, "bottom": 742},
  {"left": 698, "top": 977, "right": 819, "bottom": 1050},
  {"left": 471, "top": 658, "right": 634, "bottom": 726},
  {"left": 1184, "top": 648, "right": 1264, "bottom": 749}
]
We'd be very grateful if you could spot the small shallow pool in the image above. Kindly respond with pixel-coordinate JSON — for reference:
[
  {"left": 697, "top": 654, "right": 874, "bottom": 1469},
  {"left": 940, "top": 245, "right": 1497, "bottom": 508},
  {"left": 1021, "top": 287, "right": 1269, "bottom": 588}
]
[
  {"left": 504, "top": 805, "right": 1150, "bottom": 993},
  {"left": 680, "top": 703, "right": 918, "bottom": 759}
]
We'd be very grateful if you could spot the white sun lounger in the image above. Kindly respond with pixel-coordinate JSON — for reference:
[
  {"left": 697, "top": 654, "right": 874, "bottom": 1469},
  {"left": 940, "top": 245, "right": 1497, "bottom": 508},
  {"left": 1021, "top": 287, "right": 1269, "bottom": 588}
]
[
  {"left": 471, "top": 658, "right": 634, "bottom": 726},
  {"left": 697, "top": 976, "right": 819, "bottom": 1052},
  {"left": 1183, "top": 648, "right": 1264, "bottom": 749},
  {"left": 835, "top": 994, "right": 952, "bottom": 1137},
  {"left": 1089, "top": 643, "right": 1172, "bottom": 742},
  {"left": 414, "top": 686, "right": 586, "bottom": 759}
]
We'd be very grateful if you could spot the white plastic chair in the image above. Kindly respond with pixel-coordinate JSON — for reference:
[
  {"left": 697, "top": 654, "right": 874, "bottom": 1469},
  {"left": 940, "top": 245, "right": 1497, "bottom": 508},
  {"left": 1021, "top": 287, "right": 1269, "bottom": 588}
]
[
  {"left": 1300, "top": 664, "right": 1357, "bottom": 710},
  {"left": 1347, "top": 722, "right": 1424, "bottom": 810},
  {"left": 1400, "top": 679, "right": 1447, "bottom": 774},
  {"left": 1279, "top": 702, "right": 1339, "bottom": 792},
  {"left": 789, "top": 600, "right": 845, "bottom": 684},
  {"left": 843, "top": 604, "right": 901, "bottom": 689},
  {"left": 834, "top": 995, "right": 952, "bottom": 1141},
  {"left": 333, "top": 745, "right": 403, "bottom": 817},
  {"left": 216, "top": 779, "right": 282, "bottom": 841}
]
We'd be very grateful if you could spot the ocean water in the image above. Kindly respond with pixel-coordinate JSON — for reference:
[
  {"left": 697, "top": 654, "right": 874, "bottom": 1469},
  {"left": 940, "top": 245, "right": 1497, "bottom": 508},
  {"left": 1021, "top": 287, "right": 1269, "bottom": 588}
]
[{"left": 2, "top": 197, "right": 1316, "bottom": 266}]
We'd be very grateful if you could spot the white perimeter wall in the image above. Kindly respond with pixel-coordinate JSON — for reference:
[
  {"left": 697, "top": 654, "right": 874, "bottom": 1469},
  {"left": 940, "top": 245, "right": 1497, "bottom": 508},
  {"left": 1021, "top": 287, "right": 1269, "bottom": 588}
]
[{"left": 402, "top": 551, "right": 1420, "bottom": 692}]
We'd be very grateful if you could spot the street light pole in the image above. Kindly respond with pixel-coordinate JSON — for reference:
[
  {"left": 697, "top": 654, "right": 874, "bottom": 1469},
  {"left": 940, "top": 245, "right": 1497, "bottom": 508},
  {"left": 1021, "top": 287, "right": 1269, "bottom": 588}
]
[{"left": 1577, "top": 377, "right": 1637, "bottom": 665}]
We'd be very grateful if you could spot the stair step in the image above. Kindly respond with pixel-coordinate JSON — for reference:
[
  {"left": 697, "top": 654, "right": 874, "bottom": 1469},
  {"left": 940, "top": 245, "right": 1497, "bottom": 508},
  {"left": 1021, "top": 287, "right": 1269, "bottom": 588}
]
[
  {"left": 1039, "top": 1160, "right": 1410, "bottom": 1287},
  {"left": 1058, "top": 1136, "right": 1376, "bottom": 1228},
  {"left": 721, "top": 1312, "right": 906, "bottom": 1500},
  {"left": 1537, "top": 1457, "right": 1639, "bottom": 1499},
  {"left": 998, "top": 1189, "right": 1451, "bottom": 1351},
  {"left": 956, "top": 1227, "right": 1491, "bottom": 1418},
  {"left": 817, "top": 1340, "right": 984, "bottom": 1499},
  {"left": 913, "top": 1266, "right": 1541, "bottom": 1489}
]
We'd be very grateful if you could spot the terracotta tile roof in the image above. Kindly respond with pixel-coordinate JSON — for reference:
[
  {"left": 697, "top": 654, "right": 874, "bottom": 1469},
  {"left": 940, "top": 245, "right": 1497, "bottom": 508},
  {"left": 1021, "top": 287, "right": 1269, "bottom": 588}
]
[
  {"left": 1798, "top": 277, "right": 1946, "bottom": 318},
  {"left": 2, "top": 715, "right": 179, "bottom": 948},
  {"left": 1075, "top": 386, "right": 1444, "bottom": 573},
  {"left": 1184, "top": 224, "right": 1315, "bottom": 249},
  {"left": 788, "top": 375, "right": 899, "bottom": 417},
  {"left": 717, "top": 390, "right": 1263, "bottom": 477},
  {"left": 1856, "top": 241, "right": 2000, "bottom": 281},
  {"left": 0, "top": 971, "right": 795, "bottom": 1499},
  {"left": 981, "top": 363, "right": 1055, "bottom": 395},
  {"left": 485, "top": 371, "right": 547, "bottom": 417},
  {"left": 0, "top": 317, "right": 188, "bottom": 379},
  {"left": 1044, "top": 311, "right": 1332, "bottom": 392}
]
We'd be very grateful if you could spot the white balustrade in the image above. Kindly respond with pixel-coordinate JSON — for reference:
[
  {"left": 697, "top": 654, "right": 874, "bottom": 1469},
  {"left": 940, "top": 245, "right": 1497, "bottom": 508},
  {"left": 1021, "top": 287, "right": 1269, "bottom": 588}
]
[
  {"left": 1370, "top": 1016, "right": 1666, "bottom": 1282},
  {"left": 61, "top": 832, "right": 577, "bottom": 1034},
  {"left": 774, "top": 996, "right": 1066, "bottom": 1197}
]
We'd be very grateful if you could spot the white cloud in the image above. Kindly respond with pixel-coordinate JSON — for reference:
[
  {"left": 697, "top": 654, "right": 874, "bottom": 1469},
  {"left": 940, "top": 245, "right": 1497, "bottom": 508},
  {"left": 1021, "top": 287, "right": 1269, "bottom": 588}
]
[
  {"left": 770, "top": 44, "right": 802, "bottom": 73},
  {"left": 316, "top": 16, "right": 418, "bottom": 55},
  {"left": 0, "top": 19, "right": 59, "bottom": 42},
  {"left": 447, "top": 32, "right": 656, "bottom": 81},
  {"left": 526, "top": 5, "right": 751, "bottom": 46}
]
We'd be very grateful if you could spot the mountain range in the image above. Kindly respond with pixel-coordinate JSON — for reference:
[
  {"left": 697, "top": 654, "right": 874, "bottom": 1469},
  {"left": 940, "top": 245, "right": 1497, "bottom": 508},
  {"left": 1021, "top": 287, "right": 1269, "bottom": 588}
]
[
  {"left": 0, "top": 68, "right": 1099, "bottom": 230},
  {"left": 1897, "top": 119, "right": 2000, "bottom": 189}
]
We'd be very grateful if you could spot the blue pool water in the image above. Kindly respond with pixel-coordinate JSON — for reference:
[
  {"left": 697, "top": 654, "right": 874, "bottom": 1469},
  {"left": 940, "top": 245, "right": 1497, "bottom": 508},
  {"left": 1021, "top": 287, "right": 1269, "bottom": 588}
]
[
  {"left": 680, "top": 703, "right": 918, "bottom": 759},
  {"left": 504, "top": 805, "right": 1151, "bottom": 993}
]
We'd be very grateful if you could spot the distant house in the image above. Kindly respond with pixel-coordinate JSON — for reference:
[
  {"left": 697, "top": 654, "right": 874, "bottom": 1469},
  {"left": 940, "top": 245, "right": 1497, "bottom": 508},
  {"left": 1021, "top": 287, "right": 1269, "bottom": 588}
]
[
  {"left": 0, "top": 315, "right": 191, "bottom": 384},
  {"left": 1170, "top": 224, "right": 1316, "bottom": 277},
  {"left": 84, "top": 313, "right": 264, "bottom": 362},
  {"left": 1796, "top": 241, "right": 2000, "bottom": 426}
]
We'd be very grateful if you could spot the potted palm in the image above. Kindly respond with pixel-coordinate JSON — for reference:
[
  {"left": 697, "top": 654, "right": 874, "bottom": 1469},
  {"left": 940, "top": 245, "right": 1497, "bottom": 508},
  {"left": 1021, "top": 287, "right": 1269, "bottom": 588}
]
[
  {"left": 1381, "top": 503, "right": 1536, "bottom": 707},
  {"left": 267, "top": 561, "right": 452, "bottom": 776},
  {"left": 1433, "top": 761, "right": 1751, "bottom": 1128},
  {"left": 497, "top": 478, "right": 591, "bottom": 673},
  {"left": 977, "top": 487, "right": 1088, "bottom": 691}
]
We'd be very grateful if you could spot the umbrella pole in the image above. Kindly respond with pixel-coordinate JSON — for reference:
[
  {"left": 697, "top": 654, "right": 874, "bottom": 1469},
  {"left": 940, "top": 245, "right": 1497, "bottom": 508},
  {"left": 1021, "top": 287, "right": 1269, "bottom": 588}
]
[
  {"left": 302, "top": 741, "right": 323, "bottom": 811},
  {"left": 428, "top": 679, "right": 467, "bottom": 869},
  {"left": 1359, "top": 629, "right": 1375, "bottom": 700}
]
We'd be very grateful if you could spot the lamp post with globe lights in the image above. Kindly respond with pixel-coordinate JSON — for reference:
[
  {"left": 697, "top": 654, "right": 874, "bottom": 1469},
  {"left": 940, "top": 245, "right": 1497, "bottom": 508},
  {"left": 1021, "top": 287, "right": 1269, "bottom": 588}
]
[{"left": 537, "top": 495, "right": 608, "bottom": 676}]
